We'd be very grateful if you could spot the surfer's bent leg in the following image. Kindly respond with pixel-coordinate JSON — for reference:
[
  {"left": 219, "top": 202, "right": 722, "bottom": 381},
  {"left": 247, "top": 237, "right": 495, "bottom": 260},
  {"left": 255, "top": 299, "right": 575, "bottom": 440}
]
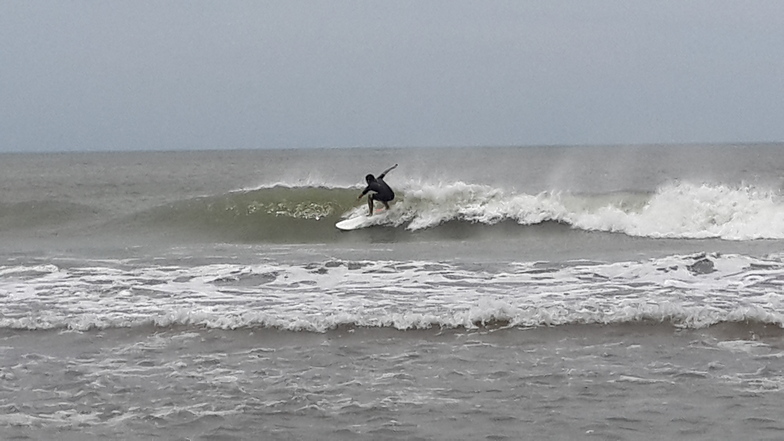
[
  {"left": 376, "top": 192, "right": 392, "bottom": 211},
  {"left": 367, "top": 194, "right": 375, "bottom": 215}
]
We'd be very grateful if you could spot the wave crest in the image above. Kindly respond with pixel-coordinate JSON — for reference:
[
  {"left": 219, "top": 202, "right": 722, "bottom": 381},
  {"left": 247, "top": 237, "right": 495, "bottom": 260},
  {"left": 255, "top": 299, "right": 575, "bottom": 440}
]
[
  {"left": 572, "top": 183, "right": 784, "bottom": 240},
  {"left": 362, "top": 181, "right": 784, "bottom": 240},
  {"left": 58, "top": 181, "right": 784, "bottom": 242}
]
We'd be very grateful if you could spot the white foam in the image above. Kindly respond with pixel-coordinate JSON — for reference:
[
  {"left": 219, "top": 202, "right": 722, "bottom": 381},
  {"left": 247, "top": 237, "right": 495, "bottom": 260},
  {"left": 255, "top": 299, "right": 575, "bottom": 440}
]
[
  {"left": 1, "top": 253, "right": 783, "bottom": 332},
  {"left": 333, "top": 180, "right": 784, "bottom": 240},
  {"left": 573, "top": 183, "right": 784, "bottom": 240}
]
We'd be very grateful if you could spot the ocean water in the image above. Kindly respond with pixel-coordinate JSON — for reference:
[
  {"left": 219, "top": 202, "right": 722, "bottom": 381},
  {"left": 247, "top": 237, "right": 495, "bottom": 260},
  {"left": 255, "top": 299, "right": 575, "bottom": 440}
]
[{"left": 1, "top": 144, "right": 784, "bottom": 440}]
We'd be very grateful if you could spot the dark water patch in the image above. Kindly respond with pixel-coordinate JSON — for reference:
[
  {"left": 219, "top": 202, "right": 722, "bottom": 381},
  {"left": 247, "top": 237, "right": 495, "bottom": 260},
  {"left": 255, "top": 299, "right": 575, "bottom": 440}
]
[
  {"left": 0, "top": 201, "right": 100, "bottom": 231},
  {"left": 702, "top": 321, "right": 784, "bottom": 342}
]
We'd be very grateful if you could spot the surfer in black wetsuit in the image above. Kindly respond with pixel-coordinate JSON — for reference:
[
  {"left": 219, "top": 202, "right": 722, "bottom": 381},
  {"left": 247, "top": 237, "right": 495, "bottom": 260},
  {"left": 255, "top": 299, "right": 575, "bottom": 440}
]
[{"left": 358, "top": 164, "right": 398, "bottom": 216}]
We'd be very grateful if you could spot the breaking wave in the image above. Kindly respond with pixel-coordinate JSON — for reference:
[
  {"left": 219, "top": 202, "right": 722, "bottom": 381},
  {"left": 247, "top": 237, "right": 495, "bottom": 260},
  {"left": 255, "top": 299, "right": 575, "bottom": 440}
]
[
  {"left": 125, "top": 180, "right": 784, "bottom": 242},
  {"left": 5, "top": 180, "right": 782, "bottom": 242}
]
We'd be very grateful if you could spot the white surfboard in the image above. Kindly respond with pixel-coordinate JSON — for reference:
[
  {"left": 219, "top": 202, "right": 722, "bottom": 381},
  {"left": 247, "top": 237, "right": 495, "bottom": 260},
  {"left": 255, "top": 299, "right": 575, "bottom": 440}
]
[
  {"left": 336, "top": 209, "right": 388, "bottom": 231},
  {"left": 335, "top": 215, "right": 371, "bottom": 231}
]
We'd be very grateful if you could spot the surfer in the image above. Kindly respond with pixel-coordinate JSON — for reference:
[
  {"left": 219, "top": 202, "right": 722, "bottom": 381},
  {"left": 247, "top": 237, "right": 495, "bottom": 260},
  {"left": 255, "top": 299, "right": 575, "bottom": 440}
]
[{"left": 358, "top": 164, "right": 398, "bottom": 216}]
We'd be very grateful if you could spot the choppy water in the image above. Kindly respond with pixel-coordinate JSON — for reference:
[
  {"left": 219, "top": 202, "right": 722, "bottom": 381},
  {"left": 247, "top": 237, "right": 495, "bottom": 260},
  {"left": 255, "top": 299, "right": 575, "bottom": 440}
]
[{"left": 1, "top": 144, "right": 783, "bottom": 439}]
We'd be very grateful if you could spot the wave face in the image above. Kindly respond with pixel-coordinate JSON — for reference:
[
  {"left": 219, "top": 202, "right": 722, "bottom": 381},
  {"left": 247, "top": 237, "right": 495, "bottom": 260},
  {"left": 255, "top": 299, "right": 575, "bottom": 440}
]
[
  {"left": 100, "top": 181, "right": 784, "bottom": 243},
  {"left": 2, "top": 146, "right": 783, "bottom": 245},
  {"left": 1, "top": 253, "right": 783, "bottom": 332}
]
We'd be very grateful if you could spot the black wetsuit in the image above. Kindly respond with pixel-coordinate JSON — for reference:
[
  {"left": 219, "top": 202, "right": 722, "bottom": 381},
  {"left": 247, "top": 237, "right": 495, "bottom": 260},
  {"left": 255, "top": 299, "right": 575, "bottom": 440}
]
[
  {"left": 359, "top": 165, "right": 397, "bottom": 215},
  {"left": 360, "top": 175, "right": 395, "bottom": 202}
]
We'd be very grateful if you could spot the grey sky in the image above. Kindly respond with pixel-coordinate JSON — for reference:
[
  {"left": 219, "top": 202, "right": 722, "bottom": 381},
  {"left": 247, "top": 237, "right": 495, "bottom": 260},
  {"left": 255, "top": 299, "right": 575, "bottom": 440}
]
[{"left": 1, "top": 1, "right": 783, "bottom": 152}]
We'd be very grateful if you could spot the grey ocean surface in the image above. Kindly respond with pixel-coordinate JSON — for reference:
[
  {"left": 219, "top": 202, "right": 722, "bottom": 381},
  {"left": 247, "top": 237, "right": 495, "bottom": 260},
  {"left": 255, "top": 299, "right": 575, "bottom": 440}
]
[{"left": 1, "top": 144, "right": 784, "bottom": 440}]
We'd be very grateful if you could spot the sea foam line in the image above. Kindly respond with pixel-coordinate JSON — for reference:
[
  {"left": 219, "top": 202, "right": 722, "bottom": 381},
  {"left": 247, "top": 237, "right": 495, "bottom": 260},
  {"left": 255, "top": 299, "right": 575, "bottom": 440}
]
[{"left": 1, "top": 253, "right": 783, "bottom": 332}]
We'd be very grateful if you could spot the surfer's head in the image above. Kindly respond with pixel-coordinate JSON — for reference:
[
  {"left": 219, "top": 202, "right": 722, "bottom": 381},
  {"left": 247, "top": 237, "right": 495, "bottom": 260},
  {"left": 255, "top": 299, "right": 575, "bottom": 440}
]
[{"left": 365, "top": 174, "right": 375, "bottom": 183}]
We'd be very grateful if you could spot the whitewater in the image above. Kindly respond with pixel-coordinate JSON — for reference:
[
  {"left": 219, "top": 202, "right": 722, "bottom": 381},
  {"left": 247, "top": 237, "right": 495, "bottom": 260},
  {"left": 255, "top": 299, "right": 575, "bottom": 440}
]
[
  {"left": 331, "top": 179, "right": 784, "bottom": 240},
  {"left": 1, "top": 145, "right": 784, "bottom": 440},
  {"left": 2, "top": 252, "right": 784, "bottom": 332}
]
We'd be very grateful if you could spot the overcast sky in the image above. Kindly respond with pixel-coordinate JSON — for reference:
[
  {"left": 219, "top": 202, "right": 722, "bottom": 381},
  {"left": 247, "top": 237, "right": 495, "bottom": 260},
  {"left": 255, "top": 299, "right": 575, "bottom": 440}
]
[{"left": 1, "top": 1, "right": 783, "bottom": 152}]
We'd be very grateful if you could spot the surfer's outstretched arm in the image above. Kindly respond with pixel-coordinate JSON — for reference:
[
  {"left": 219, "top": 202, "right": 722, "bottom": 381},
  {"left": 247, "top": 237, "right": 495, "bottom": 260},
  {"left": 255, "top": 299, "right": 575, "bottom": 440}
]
[{"left": 378, "top": 164, "right": 398, "bottom": 179}]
